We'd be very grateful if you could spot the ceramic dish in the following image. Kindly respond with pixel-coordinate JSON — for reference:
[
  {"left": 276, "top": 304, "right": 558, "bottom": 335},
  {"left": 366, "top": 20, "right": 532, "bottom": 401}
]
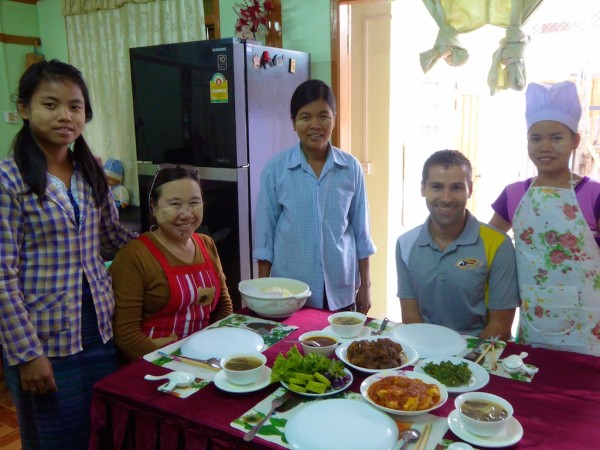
[
  {"left": 360, "top": 370, "right": 448, "bottom": 416},
  {"left": 285, "top": 398, "right": 399, "bottom": 450},
  {"left": 322, "top": 325, "right": 371, "bottom": 341},
  {"left": 413, "top": 356, "right": 490, "bottom": 393},
  {"left": 280, "top": 368, "right": 353, "bottom": 397},
  {"left": 180, "top": 328, "right": 264, "bottom": 360},
  {"left": 335, "top": 336, "right": 419, "bottom": 373},
  {"left": 213, "top": 366, "right": 272, "bottom": 393},
  {"left": 447, "top": 409, "right": 524, "bottom": 448},
  {"left": 392, "top": 323, "right": 467, "bottom": 358}
]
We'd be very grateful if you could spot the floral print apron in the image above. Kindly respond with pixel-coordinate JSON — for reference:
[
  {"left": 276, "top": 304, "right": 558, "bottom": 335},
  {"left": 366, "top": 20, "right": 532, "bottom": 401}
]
[
  {"left": 513, "top": 180, "right": 600, "bottom": 356},
  {"left": 139, "top": 234, "right": 221, "bottom": 339}
]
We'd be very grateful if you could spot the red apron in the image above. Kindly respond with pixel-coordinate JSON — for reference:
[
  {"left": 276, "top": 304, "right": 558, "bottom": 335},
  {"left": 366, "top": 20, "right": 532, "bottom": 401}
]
[{"left": 139, "top": 234, "right": 221, "bottom": 339}]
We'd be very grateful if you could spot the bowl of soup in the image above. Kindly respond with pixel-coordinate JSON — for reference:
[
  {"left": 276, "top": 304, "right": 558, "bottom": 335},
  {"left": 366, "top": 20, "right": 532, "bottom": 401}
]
[
  {"left": 221, "top": 352, "right": 267, "bottom": 385},
  {"left": 454, "top": 392, "right": 513, "bottom": 437},
  {"left": 328, "top": 311, "right": 367, "bottom": 338},
  {"left": 299, "top": 330, "right": 340, "bottom": 357}
]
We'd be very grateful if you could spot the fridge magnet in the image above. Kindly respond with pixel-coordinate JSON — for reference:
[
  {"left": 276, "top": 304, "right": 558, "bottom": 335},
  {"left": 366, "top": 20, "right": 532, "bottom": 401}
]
[
  {"left": 253, "top": 54, "right": 260, "bottom": 69},
  {"left": 272, "top": 54, "right": 285, "bottom": 66},
  {"left": 260, "top": 51, "right": 271, "bottom": 69},
  {"left": 289, "top": 58, "right": 296, "bottom": 74},
  {"left": 210, "top": 73, "right": 229, "bottom": 104}
]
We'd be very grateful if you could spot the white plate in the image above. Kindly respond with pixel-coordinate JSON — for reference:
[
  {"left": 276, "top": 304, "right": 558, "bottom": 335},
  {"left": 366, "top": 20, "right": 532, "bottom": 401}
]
[
  {"left": 281, "top": 368, "right": 353, "bottom": 397},
  {"left": 335, "top": 336, "right": 419, "bottom": 373},
  {"left": 360, "top": 370, "right": 448, "bottom": 416},
  {"left": 180, "top": 328, "right": 264, "bottom": 360},
  {"left": 413, "top": 357, "right": 490, "bottom": 393},
  {"left": 447, "top": 409, "right": 524, "bottom": 448},
  {"left": 392, "top": 324, "right": 467, "bottom": 358},
  {"left": 285, "top": 398, "right": 399, "bottom": 450},
  {"left": 213, "top": 366, "right": 272, "bottom": 393},
  {"left": 323, "top": 325, "right": 371, "bottom": 341}
]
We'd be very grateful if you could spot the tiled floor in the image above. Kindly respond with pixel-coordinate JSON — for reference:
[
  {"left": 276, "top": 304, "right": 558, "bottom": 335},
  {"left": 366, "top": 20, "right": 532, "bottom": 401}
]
[{"left": 0, "top": 374, "right": 22, "bottom": 450}]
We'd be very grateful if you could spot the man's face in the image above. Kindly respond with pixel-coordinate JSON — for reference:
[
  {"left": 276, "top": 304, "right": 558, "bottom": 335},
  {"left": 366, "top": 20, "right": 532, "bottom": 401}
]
[{"left": 421, "top": 164, "right": 472, "bottom": 228}]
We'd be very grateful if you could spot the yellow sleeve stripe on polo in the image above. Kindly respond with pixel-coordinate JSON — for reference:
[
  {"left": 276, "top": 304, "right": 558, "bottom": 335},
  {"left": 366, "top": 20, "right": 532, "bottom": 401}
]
[{"left": 479, "top": 224, "right": 506, "bottom": 307}]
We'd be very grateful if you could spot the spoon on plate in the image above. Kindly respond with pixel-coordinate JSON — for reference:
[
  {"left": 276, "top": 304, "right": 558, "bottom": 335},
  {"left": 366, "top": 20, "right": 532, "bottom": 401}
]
[{"left": 397, "top": 428, "right": 420, "bottom": 450}]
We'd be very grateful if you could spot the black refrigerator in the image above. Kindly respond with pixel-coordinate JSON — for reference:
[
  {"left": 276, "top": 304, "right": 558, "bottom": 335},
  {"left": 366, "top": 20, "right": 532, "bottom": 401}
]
[{"left": 129, "top": 38, "right": 310, "bottom": 309}]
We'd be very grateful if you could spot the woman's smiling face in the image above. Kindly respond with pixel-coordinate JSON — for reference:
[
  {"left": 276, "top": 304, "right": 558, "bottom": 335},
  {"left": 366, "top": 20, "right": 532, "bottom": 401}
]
[
  {"left": 293, "top": 99, "right": 335, "bottom": 154},
  {"left": 527, "top": 120, "right": 580, "bottom": 176},
  {"left": 153, "top": 178, "right": 203, "bottom": 241}
]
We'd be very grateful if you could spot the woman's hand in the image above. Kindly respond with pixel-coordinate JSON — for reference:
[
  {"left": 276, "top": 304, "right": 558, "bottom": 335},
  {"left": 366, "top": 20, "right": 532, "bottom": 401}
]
[
  {"left": 19, "top": 356, "right": 58, "bottom": 395},
  {"left": 355, "top": 283, "right": 371, "bottom": 314}
]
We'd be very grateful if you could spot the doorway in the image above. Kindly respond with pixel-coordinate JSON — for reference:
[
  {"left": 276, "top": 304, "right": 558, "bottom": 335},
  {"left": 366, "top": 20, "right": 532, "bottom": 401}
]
[{"left": 335, "top": 0, "right": 600, "bottom": 321}]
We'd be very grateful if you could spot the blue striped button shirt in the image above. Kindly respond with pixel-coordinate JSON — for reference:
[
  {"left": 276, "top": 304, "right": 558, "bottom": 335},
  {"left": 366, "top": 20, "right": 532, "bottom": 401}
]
[
  {"left": 253, "top": 143, "right": 376, "bottom": 310},
  {"left": 0, "top": 158, "right": 137, "bottom": 365}
]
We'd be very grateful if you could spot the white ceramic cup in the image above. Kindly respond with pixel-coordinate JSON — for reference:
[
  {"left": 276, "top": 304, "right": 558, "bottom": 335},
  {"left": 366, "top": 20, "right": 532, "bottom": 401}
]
[
  {"left": 220, "top": 352, "right": 267, "bottom": 385},
  {"left": 455, "top": 392, "right": 513, "bottom": 437}
]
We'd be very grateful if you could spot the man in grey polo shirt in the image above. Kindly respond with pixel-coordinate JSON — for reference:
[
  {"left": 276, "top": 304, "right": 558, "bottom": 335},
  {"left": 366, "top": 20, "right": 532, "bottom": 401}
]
[{"left": 396, "top": 150, "right": 519, "bottom": 340}]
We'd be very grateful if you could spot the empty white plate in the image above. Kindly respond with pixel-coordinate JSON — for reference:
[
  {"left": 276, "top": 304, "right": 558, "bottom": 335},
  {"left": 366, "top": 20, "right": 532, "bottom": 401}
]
[
  {"left": 392, "top": 324, "right": 467, "bottom": 358},
  {"left": 285, "top": 399, "right": 398, "bottom": 450},
  {"left": 180, "top": 328, "right": 264, "bottom": 360}
]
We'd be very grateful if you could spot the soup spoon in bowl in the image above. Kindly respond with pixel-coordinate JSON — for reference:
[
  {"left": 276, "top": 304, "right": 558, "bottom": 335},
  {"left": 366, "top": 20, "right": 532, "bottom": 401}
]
[{"left": 284, "top": 339, "right": 324, "bottom": 347}]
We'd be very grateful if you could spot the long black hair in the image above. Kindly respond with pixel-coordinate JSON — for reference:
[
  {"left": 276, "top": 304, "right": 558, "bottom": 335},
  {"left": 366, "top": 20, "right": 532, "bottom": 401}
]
[{"left": 11, "top": 59, "right": 108, "bottom": 206}]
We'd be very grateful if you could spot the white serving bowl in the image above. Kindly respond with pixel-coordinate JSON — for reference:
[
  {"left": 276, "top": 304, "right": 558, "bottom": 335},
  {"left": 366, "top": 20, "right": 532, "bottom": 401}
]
[
  {"left": 220, "top": 352, "right": 267, "bottom": 385},
  {"left": 238, "top": 277, "right": 311, "bottom": 318},
  {"left": 360, "top": 370, "right": 448, "bottom": 416},
  {"left": 454, "top": 392, "right": 514, "bottom": 437},
  {"left": 298, "top": 330, "right": 340, "bottom": 357},
  {"left": 327, "top": 311, "right": 367, "bottom": 338}
]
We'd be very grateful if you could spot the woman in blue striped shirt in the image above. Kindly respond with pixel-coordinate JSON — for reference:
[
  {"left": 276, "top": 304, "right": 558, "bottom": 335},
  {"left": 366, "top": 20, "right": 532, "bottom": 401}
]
[{"left": 253, "top": 80, "right": 376, "bottom": 313}]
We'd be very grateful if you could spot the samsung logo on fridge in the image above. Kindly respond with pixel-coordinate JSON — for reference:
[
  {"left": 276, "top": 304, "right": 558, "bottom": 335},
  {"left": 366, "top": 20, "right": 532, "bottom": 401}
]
[{"left": 212, "top": 47, "right": 227, "bottom": 52}]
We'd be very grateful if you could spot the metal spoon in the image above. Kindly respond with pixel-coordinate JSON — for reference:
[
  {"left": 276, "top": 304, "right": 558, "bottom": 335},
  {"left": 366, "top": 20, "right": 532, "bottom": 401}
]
[
  {"left": 285, "top": 339, "right": 325, "bottom": 347},
  {"left": 398, "top": 428, "right": 421, "bottom": 450},
  {"left": 373, "top": 317, "right": 390, "bottom": 336}
]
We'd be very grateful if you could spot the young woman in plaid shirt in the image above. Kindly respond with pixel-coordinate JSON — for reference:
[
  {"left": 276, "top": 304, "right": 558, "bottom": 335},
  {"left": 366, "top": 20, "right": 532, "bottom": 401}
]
[{"left": 0, "top": 60, "right": 136, "bottom": 449}]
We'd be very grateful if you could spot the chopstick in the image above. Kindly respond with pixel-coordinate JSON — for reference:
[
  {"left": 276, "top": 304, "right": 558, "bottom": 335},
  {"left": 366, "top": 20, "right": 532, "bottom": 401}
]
[
  {"left": 157, "top": 351, "right": 220, "bottom": 371},
  {"left": 415, "top": 422, "right": 432, "bottom": 450},
  {"left": 490, "top": 344, "right": 498, "bottom": 371},
  {"left": 474, "top": 343, "right": 494, "bottom": 364}
]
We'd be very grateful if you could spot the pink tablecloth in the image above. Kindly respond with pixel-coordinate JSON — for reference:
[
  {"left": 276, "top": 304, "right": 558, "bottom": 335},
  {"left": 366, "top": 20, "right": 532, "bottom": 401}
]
[{"left": 90, "top": 307, "right": 600, "bottom": 449}]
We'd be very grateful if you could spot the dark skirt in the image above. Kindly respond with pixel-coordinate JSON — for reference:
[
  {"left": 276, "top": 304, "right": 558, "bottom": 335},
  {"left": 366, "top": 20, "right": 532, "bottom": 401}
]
[{"left": 3, "top": 276, "right": 117, "bottom": 450}]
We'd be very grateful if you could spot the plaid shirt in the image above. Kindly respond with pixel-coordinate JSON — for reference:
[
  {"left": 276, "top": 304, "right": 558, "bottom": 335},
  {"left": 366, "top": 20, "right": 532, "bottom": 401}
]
[{"left": 0, "top": 158, "right": 136, "bottom": 366}]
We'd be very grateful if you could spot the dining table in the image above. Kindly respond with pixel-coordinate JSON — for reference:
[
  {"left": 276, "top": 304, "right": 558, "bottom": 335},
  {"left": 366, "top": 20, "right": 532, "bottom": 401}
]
[{"left": 89, "top": 307, "right": 600, "bottom": 450}]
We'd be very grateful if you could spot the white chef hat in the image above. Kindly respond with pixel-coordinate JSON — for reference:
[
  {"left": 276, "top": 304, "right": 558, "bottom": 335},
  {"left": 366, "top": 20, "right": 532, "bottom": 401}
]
[{"left": 525, "top": 81, "right": 582, "bottom": 133}]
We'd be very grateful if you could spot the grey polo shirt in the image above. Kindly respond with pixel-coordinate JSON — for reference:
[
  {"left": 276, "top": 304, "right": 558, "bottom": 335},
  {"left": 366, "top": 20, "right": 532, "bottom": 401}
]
[{"left": 396, "top": 211, "right": 520, "bottom": 336}]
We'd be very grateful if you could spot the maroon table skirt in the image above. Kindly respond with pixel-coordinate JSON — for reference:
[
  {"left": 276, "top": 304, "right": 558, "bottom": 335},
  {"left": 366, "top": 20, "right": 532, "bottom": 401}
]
[{"left": 90, "top": 307, "right": 600, "bottom": 450}]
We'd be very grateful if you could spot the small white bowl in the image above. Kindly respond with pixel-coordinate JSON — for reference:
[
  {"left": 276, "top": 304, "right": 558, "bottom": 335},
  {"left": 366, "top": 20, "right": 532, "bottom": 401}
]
[
  {"left": 220, "top": 352, "right": 267, "bottom": 386},
  {"left": 299, "top": 330, "right": 340, "bottom": 357},
  {"left": 327, "top": 311, "right": 367, "bottom": 338},
  {"left": 455, "top": 392, "right": 514, "bottom": 437}
]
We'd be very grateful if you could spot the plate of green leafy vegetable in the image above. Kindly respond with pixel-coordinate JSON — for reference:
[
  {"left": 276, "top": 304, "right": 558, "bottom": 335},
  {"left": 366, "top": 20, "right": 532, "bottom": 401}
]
[
  {"left": 271, "top": 346, "right": 353, "bottom": 396},
  {"left": 413, "top": 356, "right": 489, "bottom": 393}
]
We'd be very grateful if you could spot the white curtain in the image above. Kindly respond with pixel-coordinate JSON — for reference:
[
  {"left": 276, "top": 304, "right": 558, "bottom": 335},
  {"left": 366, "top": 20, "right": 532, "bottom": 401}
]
[{"left": 65, "top": 0, "right": 206, "bottom": 205}]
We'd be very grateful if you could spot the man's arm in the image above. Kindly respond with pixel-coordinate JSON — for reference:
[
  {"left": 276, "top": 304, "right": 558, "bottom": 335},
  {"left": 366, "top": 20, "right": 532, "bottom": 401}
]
[
  {"left": 484, "top": 233, "right": 521, "bottom": 340},
  {"left": 480, "top": 309, "right": 515, "bottom": 341},
  {"left": 400, "top": 298, "right": 423, "bottom": 324},
  {"left": 257, "top": 260, "right": 272, "bottom": 278}
]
